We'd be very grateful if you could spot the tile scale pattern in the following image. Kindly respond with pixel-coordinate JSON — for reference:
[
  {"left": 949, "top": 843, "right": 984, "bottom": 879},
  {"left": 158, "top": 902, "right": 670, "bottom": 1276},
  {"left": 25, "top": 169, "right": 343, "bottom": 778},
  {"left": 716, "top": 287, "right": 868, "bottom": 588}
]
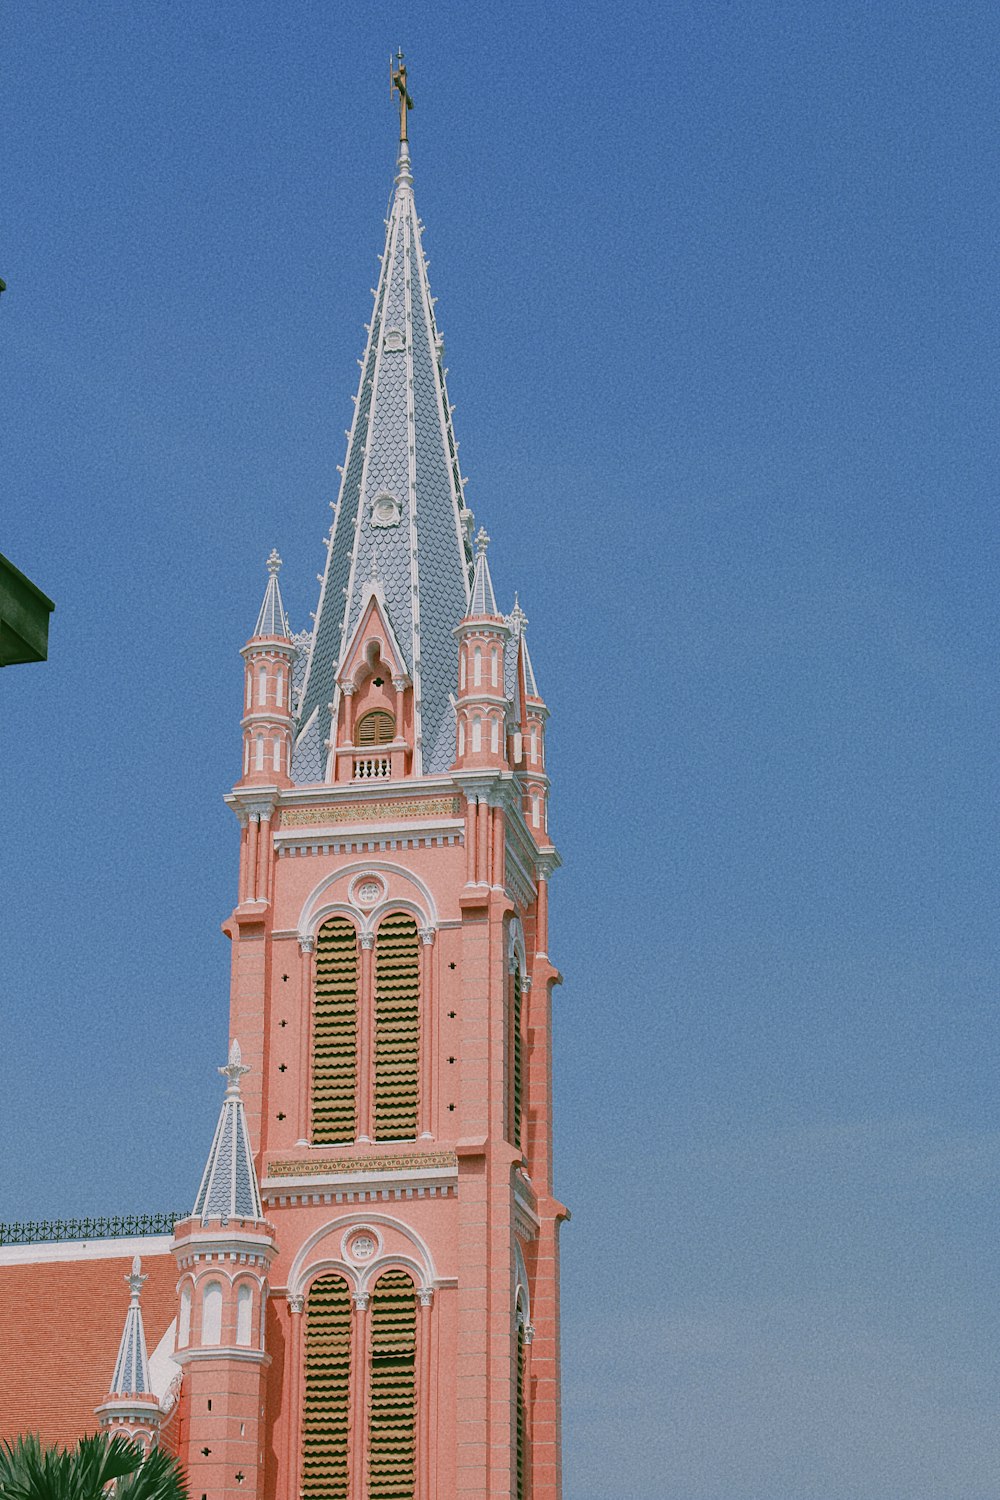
[{"left": 293, "top": 149, "right": 472, "bottom": 782}]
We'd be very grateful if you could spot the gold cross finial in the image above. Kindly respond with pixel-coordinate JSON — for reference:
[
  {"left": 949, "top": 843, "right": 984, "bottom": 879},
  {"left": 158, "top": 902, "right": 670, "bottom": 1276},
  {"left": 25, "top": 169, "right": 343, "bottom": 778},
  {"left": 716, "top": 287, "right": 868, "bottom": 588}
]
[{"left": 391, "top": 48, "right": 414, "bottom": 144}]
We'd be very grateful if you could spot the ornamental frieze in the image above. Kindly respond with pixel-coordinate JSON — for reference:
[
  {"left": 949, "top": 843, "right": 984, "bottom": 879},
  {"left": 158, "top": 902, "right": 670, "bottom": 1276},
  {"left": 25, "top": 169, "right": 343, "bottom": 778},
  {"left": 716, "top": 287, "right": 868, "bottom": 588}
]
[
  {"left": 278, "top": 796, "right": 462, "bottom": 828},
  {"left": 268, "top": 1151, "right": 458, "bottom": 1178}
]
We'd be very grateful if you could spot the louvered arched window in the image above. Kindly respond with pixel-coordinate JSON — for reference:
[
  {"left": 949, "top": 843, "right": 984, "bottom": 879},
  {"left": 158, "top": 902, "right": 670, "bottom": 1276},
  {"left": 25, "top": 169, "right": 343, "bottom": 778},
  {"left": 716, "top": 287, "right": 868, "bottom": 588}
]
[
  {"left": 301, "top": 1274, "right": 352, "bottom": 1500},
  {"left": 368, "top": 1270, "right": 417, "bottom": 1499},
  {"left": 374, "top": 913, "right": 420, "bottom": 1141},
  {"left": 356, "top": 710, "right": 395, "bottom": 746},
  {"left": 312, "top": 918, "right": 359, "bottom": 1144}
]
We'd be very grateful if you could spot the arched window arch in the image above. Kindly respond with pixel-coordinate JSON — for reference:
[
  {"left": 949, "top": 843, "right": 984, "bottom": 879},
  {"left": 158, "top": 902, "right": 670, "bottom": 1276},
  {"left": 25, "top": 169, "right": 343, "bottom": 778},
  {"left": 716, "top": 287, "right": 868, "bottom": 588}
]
[
  {"left": 236, "top": 1283, "right": 254, "bottom": 1346},
  {"left": 255, "top": 734, "right": 264, "bottom": 770},
  {"left": 245, "top": 671, "right": 253, "bottom": 709},
  {"left": 491, "top": 647, "right": 499, "bottom": 687},
  {"left": 374, "top": 913, "right": 420, "bottom": 1141},
  {"left": 458, "top": 719, "right": 465, "bottom": 757},
  {"left": 272, "top": 736, "right": 281, "bottom": 772},
  {"left": 356, "top": 709, "right": 395, "bottom": 747},
  {"left": 301, "top": 1274, "right": 352, "bottom": 1500},
  {"left": 312, "top": 917, "right": 359, "bottom": 1144},
  {"left": 201, "top": 1280, "right": 222, "bottom": 1345},
  {"left": 460, "top": 651, "right": 466, "bottom": 689},
  {"left": 368, "top": 1269, "right": 417, "bottom": 1498},
  {"left": 276, "top": 667, "right": 284, "bottom": 707},
  {"left": 257, "top": 663, "right": 267, "bottom": 706},
  {"left": 490, "top": 716, "right": 500, "bottom": 754},
  {"left": 471, "top": 716, "right": 482, "bottom": 753},
  {"left": 473, "top": 646, "right": 482, "bottom": 685}
]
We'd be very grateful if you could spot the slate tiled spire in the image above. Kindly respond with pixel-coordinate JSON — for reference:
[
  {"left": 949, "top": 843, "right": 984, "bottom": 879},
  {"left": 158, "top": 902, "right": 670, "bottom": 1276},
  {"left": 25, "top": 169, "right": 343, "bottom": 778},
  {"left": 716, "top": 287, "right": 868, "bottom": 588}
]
[
  {"left": 294, "top": 132, "right": 473, "bottom": 780},
  {"left": 109, "top": 1256, "right": 153, "bottom": 1397},
  {"left": 469, "top": 529, "right": 499, "bottom": 617},
  {"left": 253, "top": 549, "right": 291, "bottom": 639},
  {"left": 192, "top": 1039, "right": 263, "bottom": 1223}
]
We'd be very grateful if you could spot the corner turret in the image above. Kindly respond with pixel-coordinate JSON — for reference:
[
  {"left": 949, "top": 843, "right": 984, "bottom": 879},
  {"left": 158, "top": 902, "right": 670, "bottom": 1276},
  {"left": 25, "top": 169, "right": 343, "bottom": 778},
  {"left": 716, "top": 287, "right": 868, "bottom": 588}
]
[
  {"left": 94, "top": 1256, "right": 162, "bottom": 1450},
  {"left": 452, "top": 529, "right": 510, "bottom": 770},
  {"left": 239, "top": 550, "right": 295, "bottom": 788},
  {"left": 507, "top": 598, "right": 551, "bottom": 839}
]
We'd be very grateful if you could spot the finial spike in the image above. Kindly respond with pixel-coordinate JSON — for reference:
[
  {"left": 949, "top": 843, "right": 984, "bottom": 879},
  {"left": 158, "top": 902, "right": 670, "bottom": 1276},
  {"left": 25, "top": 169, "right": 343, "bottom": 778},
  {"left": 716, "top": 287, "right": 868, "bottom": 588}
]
[
  {"left": 266, "top": 548, "right": 282, "bottom": 575},
  {"left": 475, "top": 527, "right": 490, "bottom": 556}
]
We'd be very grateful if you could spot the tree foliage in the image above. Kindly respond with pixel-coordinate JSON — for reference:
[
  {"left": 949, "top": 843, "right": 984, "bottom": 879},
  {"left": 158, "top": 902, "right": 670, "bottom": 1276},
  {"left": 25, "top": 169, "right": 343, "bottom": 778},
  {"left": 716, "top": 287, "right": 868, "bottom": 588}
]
[{"left": 0, "top": 1434, "right": 187, "bottom": 1500}]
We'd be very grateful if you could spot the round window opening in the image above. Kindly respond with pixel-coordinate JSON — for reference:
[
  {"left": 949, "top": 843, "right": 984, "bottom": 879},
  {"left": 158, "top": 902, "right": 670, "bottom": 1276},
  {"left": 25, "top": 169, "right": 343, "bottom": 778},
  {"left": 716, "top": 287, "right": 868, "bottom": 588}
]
[
  {"left": 349, "top": 1233, "right": 376, "bottom": 1260},
  {"left": 371, "top": 492, "right": 401, "bottom": 529}
]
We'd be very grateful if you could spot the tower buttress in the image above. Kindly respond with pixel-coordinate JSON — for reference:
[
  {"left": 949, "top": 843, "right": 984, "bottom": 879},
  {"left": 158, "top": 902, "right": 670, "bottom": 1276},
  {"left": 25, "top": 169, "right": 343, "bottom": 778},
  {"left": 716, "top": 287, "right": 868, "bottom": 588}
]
[{"left": 170, "top": 1042, "right": 276, "bottom": 1500}]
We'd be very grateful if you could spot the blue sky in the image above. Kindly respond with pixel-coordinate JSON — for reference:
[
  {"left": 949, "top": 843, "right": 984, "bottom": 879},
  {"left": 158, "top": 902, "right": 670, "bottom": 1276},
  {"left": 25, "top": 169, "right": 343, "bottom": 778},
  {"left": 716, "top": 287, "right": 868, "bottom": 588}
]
[{"left": 3, "top": 3, "right": 999, "bottom": 1497}]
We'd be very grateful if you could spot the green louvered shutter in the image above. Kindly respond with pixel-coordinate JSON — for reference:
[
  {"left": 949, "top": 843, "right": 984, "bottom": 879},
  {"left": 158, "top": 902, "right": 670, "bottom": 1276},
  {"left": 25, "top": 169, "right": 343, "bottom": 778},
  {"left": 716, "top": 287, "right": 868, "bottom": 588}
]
[
  {"left": 516, "top": 1320, "right": 528, "bottom": 1499},
  {"left": 515, "top": 1326, "right": 530, "bottom": 1500},
  {"left": 301, "top": 1275, "right": 352, "bottom": 1500},
  {"left": 374, "top": 914, "right": 420, "bottom": 1141},
  {"left": 313, "top": 918, "right": 358, "bottom": 1144},
  {"left": 368, "top": 1269, "right": 417, "bottom": 1500},
  {"left": 512, "top": 967, "right": 524, "bottom": 1152}
]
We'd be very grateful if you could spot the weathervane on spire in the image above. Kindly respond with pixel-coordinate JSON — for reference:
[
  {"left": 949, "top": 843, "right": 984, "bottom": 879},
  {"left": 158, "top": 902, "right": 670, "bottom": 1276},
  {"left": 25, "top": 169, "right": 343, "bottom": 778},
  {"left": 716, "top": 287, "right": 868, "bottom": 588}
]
[{"left": 391, "top": 49, "right": 414, "bottom": 144}]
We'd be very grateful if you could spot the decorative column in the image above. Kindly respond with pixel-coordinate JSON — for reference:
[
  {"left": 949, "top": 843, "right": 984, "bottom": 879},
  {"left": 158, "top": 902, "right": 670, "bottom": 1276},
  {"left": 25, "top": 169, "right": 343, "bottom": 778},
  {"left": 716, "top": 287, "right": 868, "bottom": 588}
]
[
  {"left": 351, "top": 1291, "right": 371, "bottom": 1499},
  {"left": 491, "top": 796, "right": 505, "bottom": 890},
  {"left": 418, "top": 927, "right": 436, "bottom": 1139},
  {"left": 340, "top": 680, "right": 357, "bottom": 745},
  {"left": 258, "top": 807, "right": 272, "bottom": 904},
  {"left": 465, "top": 793, "right": 478, "bottom": 884},
  {"left": 236, "top": 810, "right": 250, "bottom": 905},
  {"left": 477, "top": 798, "right": 490, "bottom": 885},
  {"left": 417, "top": 1287, "right": 434, "bottom": 1500},
  {"left": 296, "top": 935, "right": 314, "bottom": 1144},
  {"left": 245, "top": 813, "right": 260, "bottom": 904},
  {"left": 285, "top": 1294, "right": 305, "bottom": 1492},
  {"left": 358, "top": 932, "right": 376, "bottom": 1142}
]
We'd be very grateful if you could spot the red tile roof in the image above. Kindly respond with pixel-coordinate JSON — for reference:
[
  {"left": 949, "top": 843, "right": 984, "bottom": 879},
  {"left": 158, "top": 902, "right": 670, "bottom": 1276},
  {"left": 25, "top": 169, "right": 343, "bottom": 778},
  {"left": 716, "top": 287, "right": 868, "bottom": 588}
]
[{"left": 0, "top": 1249, "right": 177, "bottom": 1447}]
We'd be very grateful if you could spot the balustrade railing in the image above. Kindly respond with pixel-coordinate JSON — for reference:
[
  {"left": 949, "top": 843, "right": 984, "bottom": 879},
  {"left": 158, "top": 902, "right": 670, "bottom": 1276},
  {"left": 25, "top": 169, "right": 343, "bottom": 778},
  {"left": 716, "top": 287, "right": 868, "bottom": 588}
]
[
  {"left": 0, "top": 1212, "right": 182, "bottom": 1245},
  {"left": 354, "top": 755, "right": 392, "bottom": 780}
]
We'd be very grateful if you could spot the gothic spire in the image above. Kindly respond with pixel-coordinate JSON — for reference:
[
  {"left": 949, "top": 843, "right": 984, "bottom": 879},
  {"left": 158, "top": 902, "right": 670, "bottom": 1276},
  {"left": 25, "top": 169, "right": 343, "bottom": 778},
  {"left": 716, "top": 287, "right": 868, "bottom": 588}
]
[
  {"left": 108, "top": 1256, "right": 153, "bottom": 1397},
  {"left": 253, "top": 549, "right": 291, "bottom": 639},
  {"left": 468, "top": 529, "right": 499, "bottom": 617},
  {"left": 192, "top": 1039, "right": 264, "bottom": 1224},
  {"left": 294, "top": 78, "right": 472, "bottom": 781}
]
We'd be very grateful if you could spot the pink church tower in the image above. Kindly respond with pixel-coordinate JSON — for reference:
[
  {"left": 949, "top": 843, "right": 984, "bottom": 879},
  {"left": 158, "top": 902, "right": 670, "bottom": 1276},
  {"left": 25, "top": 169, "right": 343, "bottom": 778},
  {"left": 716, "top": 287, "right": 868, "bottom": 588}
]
[{"left": 173, "top": 59, "right": 566, "bottom": 1499}]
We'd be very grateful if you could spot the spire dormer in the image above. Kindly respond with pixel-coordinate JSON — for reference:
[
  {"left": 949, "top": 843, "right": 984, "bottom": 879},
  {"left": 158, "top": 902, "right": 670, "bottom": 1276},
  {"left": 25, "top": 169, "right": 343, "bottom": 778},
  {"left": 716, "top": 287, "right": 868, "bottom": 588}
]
[
  {"left": 240, "top": 550, "right": 295, "bottom": 788},
  {"left": 453, "top": 529, "right": 510, "bottom": 770},
  {"left": 94, "top": 1256, "right": 162, "bottom": 1450}
]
